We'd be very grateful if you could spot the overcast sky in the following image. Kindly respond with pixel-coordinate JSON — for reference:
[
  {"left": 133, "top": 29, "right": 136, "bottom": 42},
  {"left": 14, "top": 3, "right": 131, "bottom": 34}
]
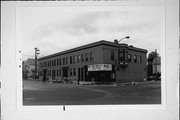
[{"left": 18, "top": 6, "right": 164, "bottom": 60}]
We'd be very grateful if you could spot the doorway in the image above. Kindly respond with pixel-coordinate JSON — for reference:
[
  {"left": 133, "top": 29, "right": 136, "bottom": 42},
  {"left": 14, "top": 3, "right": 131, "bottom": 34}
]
[
  {"left": 62, "top": 67, "right": 68, "bottom": 77},
  {"left": 52, "top": 70, "right": 56, "bottom": 80}
]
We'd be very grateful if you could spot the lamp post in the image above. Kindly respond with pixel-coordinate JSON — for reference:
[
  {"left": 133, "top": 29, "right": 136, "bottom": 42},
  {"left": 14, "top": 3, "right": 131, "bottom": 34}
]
[
  {"left": 114, "top": 36, "right": 130, "bottom": 85},
  {"left": 35, "top": 47, "right": 40, "bottom": 79}
]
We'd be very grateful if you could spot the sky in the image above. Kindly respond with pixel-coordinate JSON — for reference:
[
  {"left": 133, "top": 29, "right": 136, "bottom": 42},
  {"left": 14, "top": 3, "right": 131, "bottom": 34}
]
[{"left": 18, "top": 6, "right": 164, "bottom": 60}]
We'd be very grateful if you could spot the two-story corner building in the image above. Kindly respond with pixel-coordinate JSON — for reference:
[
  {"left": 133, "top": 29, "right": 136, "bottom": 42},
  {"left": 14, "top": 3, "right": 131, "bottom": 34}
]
[{"left": 38, "top": 40, "right": 147, "bottom": 84}]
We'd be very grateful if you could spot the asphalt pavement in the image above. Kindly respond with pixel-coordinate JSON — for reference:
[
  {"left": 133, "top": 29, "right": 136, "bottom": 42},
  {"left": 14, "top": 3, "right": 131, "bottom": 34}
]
[{"left": 23, "top": 80, "right": 161, "bottom": 105}]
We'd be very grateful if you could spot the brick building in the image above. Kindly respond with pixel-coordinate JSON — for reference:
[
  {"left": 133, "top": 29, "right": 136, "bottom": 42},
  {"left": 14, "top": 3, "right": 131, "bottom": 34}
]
[{"left": 38, "top": 40, "right": 147, "bottom": 84}]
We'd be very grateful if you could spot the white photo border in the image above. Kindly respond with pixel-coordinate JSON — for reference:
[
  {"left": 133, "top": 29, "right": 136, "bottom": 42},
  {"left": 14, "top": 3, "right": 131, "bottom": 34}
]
[{"left": 1, "top": 1, "right": 179, "bottom": 120}]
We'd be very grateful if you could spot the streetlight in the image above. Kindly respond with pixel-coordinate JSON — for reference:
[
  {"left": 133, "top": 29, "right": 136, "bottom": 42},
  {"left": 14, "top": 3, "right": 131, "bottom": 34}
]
[
  {"left": 114, "top": 36, "right": 130, "bottom": 44},
  {"left": 114, "top": 36, "right": 130, "bottom": 85},
  {"left": 35, "top": 47, "right": 40, "bottom": 79}
]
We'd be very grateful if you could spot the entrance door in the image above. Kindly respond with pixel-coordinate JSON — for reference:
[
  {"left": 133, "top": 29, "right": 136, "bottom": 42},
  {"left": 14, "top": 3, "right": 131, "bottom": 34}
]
[
  {"left": 52, "top": 70, "right": 56, "bottom": 80},
  {"left": 78, "top": 68, "right": 80, "bottom": 84},
  {"left": 81, "top": 67, "right": 84, "bottom": 81},
  {"left": 62, "top": 67, "right": 68, "bottom": 77},
  {"left": 43, "top": 69, "right": 47, "bottom": 80}
]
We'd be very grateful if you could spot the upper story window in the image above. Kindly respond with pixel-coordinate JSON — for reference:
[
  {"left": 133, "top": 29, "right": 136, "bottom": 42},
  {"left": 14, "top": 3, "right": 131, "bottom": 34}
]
[
  {"left": 43, "top": 62, "right": 46, "bottom": 67},
  {"left": 47, "top": 61, "right": 49, "bottom": 67},
  {"left": 74, "top": 55, "right": 77, "bottom": 63},
  {"left": 90, "top": 52, "right": 94, "bottom": 61},
  {"left": 57, "top": 59, "right": 59, "bottom": 66},
  {"left": 128, "top": 54, "right": 131, "bottom": 62},
  {"left": 63, "top": 58, "right": 65, "bottom": 65},
  {"left": 52, "top": 60, "right": 54, "bottom": 66},
  {"left": 59, "top": 58, "right": 61, "bottom": 65},
  {"left": 81, "top": 54, "right": 84, "bottom": 62},
  {"left": 49, "top": 61, "right": 51, "bottom": 67},
  {"left": 139, "top": 55, "right": 142, "bottom": 64},
  {"left": 119, "top": 50, "right": 125, "bottom": 61},
  {"left": 51, "top": 60, "right": 54, "bottom": 66},
  {"left": 134, "top": 55, "right": 137, "bottom": 63},
  {"left": 39, "top": 63, "right": 42, "bottom": 68},
  {"left": 70, "top": 56, "right": 72, "bottom": 64},
  {"left": 73, "top": 56, "right": 75, "bottom": 63},
  {"left": 66, "top": 57, "right": 68, "bottom": 64},
  {"left": 77, "top": 55, "right": 80, "bottom": 63},
  {"left": 54, "top": 60, "right": 56, "bottom": 66},
  {"left": 85, "top": 53, "right": 89, "bottom": 62},
  {"left": 111, "top": 51, "right": 115, "bottom": 61}
]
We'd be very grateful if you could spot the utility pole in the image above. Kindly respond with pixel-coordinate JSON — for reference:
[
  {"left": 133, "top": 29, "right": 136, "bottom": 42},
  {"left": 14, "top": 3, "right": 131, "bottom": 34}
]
[
  {"left": 114, "top": 36, "right": 130, "bottom": 85},
  {"left": 35, "top": 47, "right": 40, "bottom": 79}
]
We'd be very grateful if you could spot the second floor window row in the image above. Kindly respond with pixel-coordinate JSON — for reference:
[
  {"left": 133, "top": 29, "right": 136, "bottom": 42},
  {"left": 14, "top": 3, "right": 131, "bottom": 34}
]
[{"left": 39, "top": 52, "right": 94, "bottom": 68}]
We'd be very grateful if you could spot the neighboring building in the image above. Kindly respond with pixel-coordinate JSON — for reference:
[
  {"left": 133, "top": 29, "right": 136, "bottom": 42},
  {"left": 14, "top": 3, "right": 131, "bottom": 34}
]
[
  {"left": 38, "top": 40, "right": 147, "bottom": 83},
  {"left": 22, "top": 58, "right": 35, "bottom": 78},
  {"left": 152, "top": 56, "right": 161, "bottom": 74}
]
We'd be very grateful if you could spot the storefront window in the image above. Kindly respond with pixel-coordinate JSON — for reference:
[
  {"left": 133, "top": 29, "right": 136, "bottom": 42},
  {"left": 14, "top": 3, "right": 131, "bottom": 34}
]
[
  {"left": 59, "top": 69, "right": 61, "bottom": 76},
  {"left": 57, "top": 70, "right": 59, "bottom": 76}
]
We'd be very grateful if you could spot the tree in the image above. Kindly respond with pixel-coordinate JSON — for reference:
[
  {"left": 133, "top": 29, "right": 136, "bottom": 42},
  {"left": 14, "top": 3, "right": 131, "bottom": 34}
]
[
  {"left": 23, "top": 69, "right": 29, "bottom": 79},
  {"left": 147, "top": 50, "right": 159, "bottom": 77},
  {"left": 148, "top": 51, "right": 159, "bottom": 62}
]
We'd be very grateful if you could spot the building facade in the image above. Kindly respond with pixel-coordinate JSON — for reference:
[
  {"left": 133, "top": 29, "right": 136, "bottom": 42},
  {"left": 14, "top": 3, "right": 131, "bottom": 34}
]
[
  {"left": 38, "top": 40, "right": 147, "bottom": 83},
  {"left": 152, "top": 56, "right": 161, "bottom": 74}
]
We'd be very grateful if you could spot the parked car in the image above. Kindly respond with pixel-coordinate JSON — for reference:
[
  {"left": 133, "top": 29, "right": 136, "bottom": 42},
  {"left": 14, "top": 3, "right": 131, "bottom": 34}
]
[{"left": 147, "top": 73, "right": 161, "bottom": 81}]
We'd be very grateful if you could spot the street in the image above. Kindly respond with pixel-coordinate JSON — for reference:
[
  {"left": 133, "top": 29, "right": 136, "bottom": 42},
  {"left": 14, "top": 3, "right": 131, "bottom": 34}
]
[{"left": 23, "top": 80, "right": 161, "bottom": 105}]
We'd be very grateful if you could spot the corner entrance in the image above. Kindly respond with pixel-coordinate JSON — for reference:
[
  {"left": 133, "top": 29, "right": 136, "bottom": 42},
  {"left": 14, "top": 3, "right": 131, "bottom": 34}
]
[
  {"left": 87, "top": 64, "right": 115, "bottom": 83},
  {"left": 88, "top": 71, "right": 115, "bottom": 83}
]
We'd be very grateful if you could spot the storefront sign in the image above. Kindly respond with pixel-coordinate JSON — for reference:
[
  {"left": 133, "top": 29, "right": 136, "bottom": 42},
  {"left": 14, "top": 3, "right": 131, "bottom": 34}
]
[{"left": 88, "top": 64, "right": 112, "bottom": 71}]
